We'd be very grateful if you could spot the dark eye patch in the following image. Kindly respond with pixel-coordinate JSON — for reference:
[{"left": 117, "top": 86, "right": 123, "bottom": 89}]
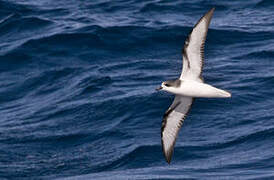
[{"left": 165, "top": 83, "right": 171, "bottom": 87}]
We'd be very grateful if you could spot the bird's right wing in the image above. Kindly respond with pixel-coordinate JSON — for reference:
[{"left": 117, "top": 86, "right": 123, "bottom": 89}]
[
  {"left": 161, "top": 95, "right": 193, "bottom": 164},
  {"left": 180, "top": 8, "right": 215, "bottom": 82}
]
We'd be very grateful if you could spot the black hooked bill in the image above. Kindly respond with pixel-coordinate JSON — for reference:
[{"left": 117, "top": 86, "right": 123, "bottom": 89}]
[{"left": 156, "top": 86, "right": 163, "bottom": 91}]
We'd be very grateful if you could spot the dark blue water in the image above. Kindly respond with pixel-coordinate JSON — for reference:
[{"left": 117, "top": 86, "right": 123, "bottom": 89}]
[{"left": 1, "top": 0, "right": 274, "bottom": 179}]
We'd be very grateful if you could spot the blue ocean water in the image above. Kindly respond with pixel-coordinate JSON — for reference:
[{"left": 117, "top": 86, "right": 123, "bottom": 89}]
[{"left": 1, "top": 0, "right": 274, "bottom": 179}]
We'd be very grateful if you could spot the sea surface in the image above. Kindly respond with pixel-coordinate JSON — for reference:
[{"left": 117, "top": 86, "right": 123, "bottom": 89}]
[{"left": 1, "top": 0, "right": 274, "bottom": 179}]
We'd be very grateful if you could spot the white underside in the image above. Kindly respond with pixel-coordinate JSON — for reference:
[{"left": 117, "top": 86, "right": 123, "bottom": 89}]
[{"left": 164, "top": 80, "right": 231, "bottom": 98}]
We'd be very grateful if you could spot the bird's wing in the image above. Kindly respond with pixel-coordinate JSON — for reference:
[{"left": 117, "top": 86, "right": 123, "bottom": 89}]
[
  {"left": 161, "top": 95, "right": 193, "bottom": 163},
  {"left": 180, "top": 8, "right": 215, "bottom": 82}
]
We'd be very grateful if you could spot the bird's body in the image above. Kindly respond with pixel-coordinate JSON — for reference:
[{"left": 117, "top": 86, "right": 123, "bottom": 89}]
[
  {"left": 162, "top": 79, "right": 231, "bottom": 98},
  {"left": 157, "top": 8, "right": 231, "bottom": 164}
]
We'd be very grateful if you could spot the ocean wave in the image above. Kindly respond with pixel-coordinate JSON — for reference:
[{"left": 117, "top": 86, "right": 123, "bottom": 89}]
[
  {"left": 3, "top": 24, "right": 271, "bottom": 64},
  {"left": 0, "top": 51, "right": 31, "bottom": 71},
  {"left": 0, "top": 15, "right": 52, "bottom": 33},
  {"left": 233, "top": 50, "right": 274, "bottom": 60},
  {"left": 140, "top": 1, "right": 227, "bottom": 13},
  {"left": 77, "top": 125, "right": 274, "bottom": 173},
  {"left": 0, "top": 0, "right": 34, "bottom": 16},
  {"left": 1, "top": 0, "right": 274, "bottom": 179},
  {"left": 256, "top": 0, "right": 274, "bottom": 7}
]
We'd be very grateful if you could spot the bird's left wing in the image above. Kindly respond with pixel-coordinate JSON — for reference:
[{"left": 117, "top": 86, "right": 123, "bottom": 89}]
[
  {"left": 180, "top": 8, "right": 215, "bottom": 82},
  {"left": 161, "top": 95, "right": 193, "bottom": 164}
]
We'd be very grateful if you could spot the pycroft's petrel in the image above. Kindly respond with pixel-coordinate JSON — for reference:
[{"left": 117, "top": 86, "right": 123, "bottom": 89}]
[{"left": 156, "top": 8, "right": 231, "bottom": 164}]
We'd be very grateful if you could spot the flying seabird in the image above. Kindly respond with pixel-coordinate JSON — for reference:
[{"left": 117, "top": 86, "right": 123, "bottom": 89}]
[{"left": 156, "top": 8, "right": 231, "bottom": 164}]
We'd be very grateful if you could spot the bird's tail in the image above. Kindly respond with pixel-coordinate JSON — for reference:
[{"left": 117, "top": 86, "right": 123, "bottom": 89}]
[{"left": 216, "top": 88, "right": 231, "bottom": 98}]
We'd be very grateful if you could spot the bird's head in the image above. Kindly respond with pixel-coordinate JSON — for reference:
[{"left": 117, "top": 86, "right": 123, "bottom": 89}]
[{"left": 156, "top": 80, "right": 176, "bottom": 91}]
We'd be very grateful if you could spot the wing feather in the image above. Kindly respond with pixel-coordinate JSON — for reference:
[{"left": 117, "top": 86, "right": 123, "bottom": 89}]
[
  {"left": 161, "top": 96, "right": 193, "bottom": 163},
  {"left": 180, "top": 8, "right": 215, "bottom": 82}
]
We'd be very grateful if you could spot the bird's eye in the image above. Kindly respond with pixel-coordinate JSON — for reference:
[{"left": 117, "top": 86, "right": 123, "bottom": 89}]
[{"left": 165, "top": 83, "right": 171, "bottom": 87}]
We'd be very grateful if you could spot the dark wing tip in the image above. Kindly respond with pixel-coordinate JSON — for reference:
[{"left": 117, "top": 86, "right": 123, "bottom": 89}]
[
  {"left": 161, "top": 117, "right": 175, "bottom": 164},
  {"left": 164, "top": 148, "right": 173, "bottom": 164},
  {"left": 210, "top": 7, "right": 215, "bottom": 13},
  {"left": 206, "top": 7, "right": 215, "bottom": 19},
  {"left": 198, "top": 7, "right": 215, "bottom": 27},
  {"left": 161, "top": 126, "right": 174, "bottom": 164},
  {"left": 204, "top": 8, "right": 215, "bottom": 19},
  {"left": 192, "top": 7, "right": 215, "bottom": 30},
  {"left": 161, "top": 138, "right": 173, "bottom": 164}
]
